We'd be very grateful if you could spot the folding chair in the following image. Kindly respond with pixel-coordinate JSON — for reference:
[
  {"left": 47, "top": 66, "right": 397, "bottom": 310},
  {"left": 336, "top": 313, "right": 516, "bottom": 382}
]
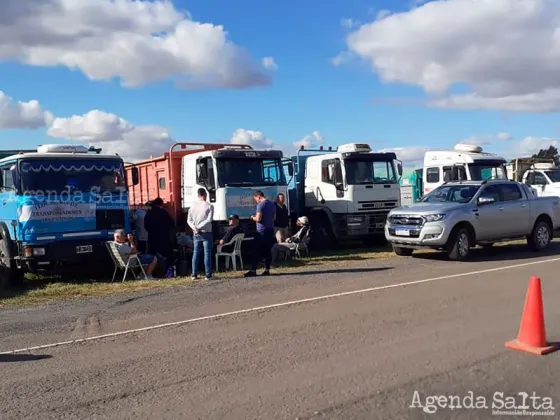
[
  {"left": 294, "top": 228, "right": 312, "bottom": 259},
  {"left": 105, "top": 241, "right": 149, "bottom": 282},
  {"left": 215, "top": 233, "right": 245, "bottom": 271}
]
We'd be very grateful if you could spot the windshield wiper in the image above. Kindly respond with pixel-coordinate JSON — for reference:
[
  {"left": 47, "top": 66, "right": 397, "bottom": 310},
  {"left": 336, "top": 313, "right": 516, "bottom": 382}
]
[{"left": 225, "top": 182, "right": 256, "bottom": 186}]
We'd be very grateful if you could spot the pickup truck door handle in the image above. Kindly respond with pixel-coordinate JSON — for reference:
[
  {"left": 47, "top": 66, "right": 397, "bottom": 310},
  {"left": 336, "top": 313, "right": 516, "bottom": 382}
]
[
  {"left": 521, "top": 204, "right": 527, "bottom": 208},
  {"left": 498, "top": 206, "right": 504, "bottom": 211}
]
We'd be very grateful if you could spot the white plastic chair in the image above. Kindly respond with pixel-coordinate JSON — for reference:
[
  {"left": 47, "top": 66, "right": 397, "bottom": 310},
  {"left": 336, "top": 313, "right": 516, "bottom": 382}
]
[
  {"left": 215, "top": 233, "right": 245, "bottom": 271},
  {"left": 294, "top": 228, "right": 312, "bottom": 259},
  {"left": 105, "top": 241, "right": 148, "bottom": 282}
]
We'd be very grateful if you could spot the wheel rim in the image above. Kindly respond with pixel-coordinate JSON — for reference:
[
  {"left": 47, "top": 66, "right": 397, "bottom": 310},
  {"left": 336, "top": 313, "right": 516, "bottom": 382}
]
[
  {"left": 458, "top": 232, "right": 469, "bottom": 257},
  {"left": 536, "top": 225, "right": 550, "bottom": 247}
]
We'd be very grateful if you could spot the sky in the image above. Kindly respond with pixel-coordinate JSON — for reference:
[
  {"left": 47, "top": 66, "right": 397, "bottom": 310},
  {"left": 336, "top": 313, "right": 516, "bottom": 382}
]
[{"left": 1, "top": 0, "right": 560, "bottom": 172}]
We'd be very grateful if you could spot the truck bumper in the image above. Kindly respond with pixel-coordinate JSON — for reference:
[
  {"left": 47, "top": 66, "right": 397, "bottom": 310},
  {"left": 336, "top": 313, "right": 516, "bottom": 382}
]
[
  {"left": 338, "top": 212, "right": 390, "bottom": 237},
  {"left": 384, "top": 221, "right": 451, "bottom": 249},
  {"left": 17, "top": 239, "right": 112, "bottom": 272}
]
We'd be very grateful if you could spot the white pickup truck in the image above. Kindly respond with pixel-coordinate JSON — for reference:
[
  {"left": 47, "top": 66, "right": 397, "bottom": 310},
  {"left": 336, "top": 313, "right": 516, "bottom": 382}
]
[{"left": 384, "top": 180, "right": 560, "bottom": 261}]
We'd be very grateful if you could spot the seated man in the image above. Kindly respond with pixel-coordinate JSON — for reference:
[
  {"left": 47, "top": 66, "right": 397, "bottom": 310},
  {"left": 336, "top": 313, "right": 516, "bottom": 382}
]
[
  {"left": 113, "top": 229, "right": 157, "bottom": 280},
  {"left": 271, "top": 216, "right": 310, "bottom": 265},
  {"left": 218, "top": 214, "right": 244, "bottom": 251}
]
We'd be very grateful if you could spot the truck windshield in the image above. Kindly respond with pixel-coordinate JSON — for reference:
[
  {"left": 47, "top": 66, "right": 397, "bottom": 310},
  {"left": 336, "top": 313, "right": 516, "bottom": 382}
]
[
  {"left": 20, "top": 158, "right": 126, "bottom": 194},
  {"left": 422, "top": 185, "right": 480, "bottom": 203},
  {"left": 545, "top": 170, "right": 560, "bottom": 182},
  {"left": 345, "top": 160, "right": 397, "bottom": 185},
  {"left": 215, "top": 158, "right": 287, "bottom": 187},
  {"left": 468, "top": 162, "right": 507, "bottom": 181}
]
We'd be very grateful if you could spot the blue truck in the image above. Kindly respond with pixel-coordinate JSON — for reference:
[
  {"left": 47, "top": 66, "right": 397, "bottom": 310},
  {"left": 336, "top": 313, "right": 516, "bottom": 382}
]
[{"left": 0, "top": 144, "right": 139, "bottom": 288}]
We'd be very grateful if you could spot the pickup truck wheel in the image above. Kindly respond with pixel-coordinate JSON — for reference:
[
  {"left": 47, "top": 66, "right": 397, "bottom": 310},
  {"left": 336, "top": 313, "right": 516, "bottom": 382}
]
[
  {"left": 393, "top": 246, "right": 413, "bottom": 256},
  {"left": 447, "top": 228, "right": 471, "bottom": 261},
  {"left": 0, "top": 239, "right": 24, "bottom": 289},
  {"left": 527, "top": 220, "right": 552, "bottom": 251}
]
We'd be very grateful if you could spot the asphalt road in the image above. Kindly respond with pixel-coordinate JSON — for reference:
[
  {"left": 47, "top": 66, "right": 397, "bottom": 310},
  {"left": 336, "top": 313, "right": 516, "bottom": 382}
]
[{"left": 1, "top": 243, "right": 560, "bottom": 419}]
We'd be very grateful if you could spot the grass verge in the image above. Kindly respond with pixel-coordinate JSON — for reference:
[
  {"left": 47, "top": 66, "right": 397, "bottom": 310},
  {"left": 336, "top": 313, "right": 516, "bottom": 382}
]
[{"left": 0, "top": 246, "right": 400, "bottom": 308}]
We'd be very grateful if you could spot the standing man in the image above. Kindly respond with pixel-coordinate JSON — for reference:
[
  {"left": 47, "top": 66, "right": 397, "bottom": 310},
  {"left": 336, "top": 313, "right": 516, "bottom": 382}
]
[
  {"left": 187, "top": 188, "right": 214, "bottom": 280},
  {"left": 244, "top": 190, "right": 276, "bottom": 277},
  {"left": 274, "top": 193, "right": 289, "bottom": 243},
  {"left": 132, "top": 205, "right": 149, "bottom": 253},
  {"left": 144, "top": 197, "right": 174, "bottom": 261}
]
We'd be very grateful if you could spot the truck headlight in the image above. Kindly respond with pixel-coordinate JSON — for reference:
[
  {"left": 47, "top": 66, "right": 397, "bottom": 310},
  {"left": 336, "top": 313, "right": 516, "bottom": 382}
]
[
  {"left": 33, "top": 247, "right": 46, "bottom": 256},
  {"left": 424, "top": 214, "right": 445, "bottom": 222},
  {"left": 347, "top": 216, "right": 364, "bottom": 227}
]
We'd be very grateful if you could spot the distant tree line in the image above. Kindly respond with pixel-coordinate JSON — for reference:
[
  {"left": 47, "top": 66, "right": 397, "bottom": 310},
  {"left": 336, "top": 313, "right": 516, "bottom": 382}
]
[{"left": 532, "top": 145, "right": 560, "bottom": 167}]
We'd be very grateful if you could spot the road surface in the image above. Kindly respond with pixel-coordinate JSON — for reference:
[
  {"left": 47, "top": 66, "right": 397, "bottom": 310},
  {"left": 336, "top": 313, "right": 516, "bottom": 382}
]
[{"left": 1, "top": 243, "right": 559, "bottom": 419}]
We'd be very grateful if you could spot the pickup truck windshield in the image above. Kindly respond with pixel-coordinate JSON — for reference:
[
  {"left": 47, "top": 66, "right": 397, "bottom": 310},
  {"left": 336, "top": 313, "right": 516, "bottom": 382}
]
[
  {"left": 345, "top": 160, "right": 398, "bottom": 185},
  {"left": 545, "top": 170, "right": 560, "bottom": 182},
  {"left": 20, "top": 159, "right": 126, "bottom": 194},
  {"left": 422, "top": 185, "right": 480, "bottom": 203},
  {"left": 469, "top": 163, "right": 507, "bottom": 181},
  {"left": 216, "top": 158, "right": 287, "bottom": 187}
]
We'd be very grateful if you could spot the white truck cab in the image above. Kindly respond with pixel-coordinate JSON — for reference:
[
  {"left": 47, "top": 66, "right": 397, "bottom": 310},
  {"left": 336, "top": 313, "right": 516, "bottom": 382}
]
[
  {"left": 520, "top": 163, "right": 560, "bottom": 197},
  {"left": 423, "top": 143, "right": 508, "bottom": 195},
  {"left": 292, "top": 143, "right": 402, "bottom": 245}
]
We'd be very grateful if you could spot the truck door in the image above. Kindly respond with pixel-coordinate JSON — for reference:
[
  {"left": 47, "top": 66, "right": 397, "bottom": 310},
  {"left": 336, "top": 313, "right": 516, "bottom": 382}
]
[
  {"left": 497, "top": 183, "right": 531, "bottom": 235},
  {"left": 473, "top": 184, "right": 504, "bottom": 240},
  {"left": 526, "top": 171, "right": 548, "bottom": 197},
  {"left": 319, "top": 158, "right": 347, "bottom": 214}
]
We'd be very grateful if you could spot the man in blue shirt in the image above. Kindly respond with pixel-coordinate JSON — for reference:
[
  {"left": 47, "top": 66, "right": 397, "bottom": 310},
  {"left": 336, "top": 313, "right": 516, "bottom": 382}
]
[{"left": 245, "top": 190, "right": 276, "bottom": 277}]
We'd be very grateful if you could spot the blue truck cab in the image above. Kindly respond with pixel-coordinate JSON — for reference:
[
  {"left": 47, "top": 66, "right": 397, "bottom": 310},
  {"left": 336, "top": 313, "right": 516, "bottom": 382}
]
[{"left": 0, "top": 144, "right": 139, "bottom": 287}]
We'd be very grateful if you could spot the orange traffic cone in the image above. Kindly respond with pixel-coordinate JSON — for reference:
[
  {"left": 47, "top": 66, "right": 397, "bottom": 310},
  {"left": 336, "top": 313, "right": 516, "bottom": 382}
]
[{"left": 505, "top": 276, "right": 559, "bottom": 355}]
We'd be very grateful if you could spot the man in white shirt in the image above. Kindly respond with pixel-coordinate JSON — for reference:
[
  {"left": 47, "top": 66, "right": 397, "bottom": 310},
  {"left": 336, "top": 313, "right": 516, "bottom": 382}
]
[
  {"left": 132, "top": 207, "right": 149, "bottom": 253},
  {"left": 112, "top": 229, "right": 157, "bottom": 280},
  {"left": 187, "top": 188, "right": 214, "bottom": 280}
]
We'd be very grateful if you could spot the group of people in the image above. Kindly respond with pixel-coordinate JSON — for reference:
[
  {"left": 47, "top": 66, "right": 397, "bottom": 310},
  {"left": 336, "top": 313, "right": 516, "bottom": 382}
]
[{"left": 112, "top": 189, "right": 311, "bottom": 280}]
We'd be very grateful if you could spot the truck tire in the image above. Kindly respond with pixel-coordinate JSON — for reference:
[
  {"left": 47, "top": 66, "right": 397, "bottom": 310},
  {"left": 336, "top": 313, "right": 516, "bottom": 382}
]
[
  {"left": 527, "top": 220, "right": 552, "bottom": 251},
  {"left": 310, "top": 214, "right": 336, "bottom": 249},
  {"left": 447, "top": 227, "right": 471, "bottom": 261},
  {"left": 393, "top": 246, "right": 413, "bottom": 256},
  {"left": 0, "top": 238, "right": 24, "bottom": 289}
]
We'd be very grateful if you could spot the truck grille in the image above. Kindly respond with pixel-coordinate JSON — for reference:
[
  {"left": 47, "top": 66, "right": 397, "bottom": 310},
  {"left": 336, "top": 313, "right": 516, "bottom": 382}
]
[
  {"left": 358, "top": 200, "right": 398, "bottom": 212},
  {"left": 389, "top": 215, "right": 424, "bottom": 226},
  {"left": 96, "top": 209, "right": 125, "bottom": 230}
]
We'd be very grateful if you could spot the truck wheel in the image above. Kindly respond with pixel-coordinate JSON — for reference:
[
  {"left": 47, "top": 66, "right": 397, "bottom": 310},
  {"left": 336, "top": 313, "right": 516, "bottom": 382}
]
[
  {"left": 527, "top": 220, "right": 552, "bottom": 251},
  {"left": 393, "top": 246, "right": 413, "bottom": 256},
  {"left": 0, "top": 239, "right": 24, "bottom": 289},
  {"left": 447, "top": 228, "right": 471, "bottom": 261}
]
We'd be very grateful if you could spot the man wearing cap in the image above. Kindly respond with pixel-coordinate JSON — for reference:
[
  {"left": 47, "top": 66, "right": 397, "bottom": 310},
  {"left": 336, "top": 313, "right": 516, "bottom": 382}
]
[
  {"left": 219, "top": 214, "right": 244, "bottom": 247},
  {"left": 270, "top": 216, "right": 310, "bottom": 266}
]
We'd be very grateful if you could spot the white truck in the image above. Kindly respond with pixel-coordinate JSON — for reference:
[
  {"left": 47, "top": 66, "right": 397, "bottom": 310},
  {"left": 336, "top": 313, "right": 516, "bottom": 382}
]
[
  {"left": 290, "top": 143, "right": 403, "bottom": 247},
  {"left": 422, "top": 143, "right": 508, "bottom": 195},
  {"left": 126, "top": 143, "right": 291, "bottom": 238},
  {"left": 507, "top": 157, "right": 560, "bottom": 198}
]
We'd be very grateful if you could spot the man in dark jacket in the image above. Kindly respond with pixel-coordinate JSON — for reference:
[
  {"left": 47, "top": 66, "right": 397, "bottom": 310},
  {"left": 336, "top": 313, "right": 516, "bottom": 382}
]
[{"left": 144, "top": 197, "right": 175, "bottom": 266}]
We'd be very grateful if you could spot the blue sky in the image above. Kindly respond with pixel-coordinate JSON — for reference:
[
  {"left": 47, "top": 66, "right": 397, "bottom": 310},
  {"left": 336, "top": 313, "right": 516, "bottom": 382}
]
[{"left": 1, "top": 0, "right": 559, "bottom": 171}]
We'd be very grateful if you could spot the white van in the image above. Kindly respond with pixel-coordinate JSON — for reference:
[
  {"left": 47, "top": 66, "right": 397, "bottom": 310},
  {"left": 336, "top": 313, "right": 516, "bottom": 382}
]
[{"left": 422, "top": 143, "right": 508, "bottom": 195}]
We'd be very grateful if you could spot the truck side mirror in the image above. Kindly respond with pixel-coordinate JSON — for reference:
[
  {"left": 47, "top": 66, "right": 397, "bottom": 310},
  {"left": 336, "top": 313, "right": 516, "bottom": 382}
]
[
  {"left": 287, "top": 162, "right": 294, "bottom": 177},
  {"left": 397, "top": 161, "right": 403, "bottom": 176},
  {"left": 130, "top": 167, "right": 139, "bottom": 186}
]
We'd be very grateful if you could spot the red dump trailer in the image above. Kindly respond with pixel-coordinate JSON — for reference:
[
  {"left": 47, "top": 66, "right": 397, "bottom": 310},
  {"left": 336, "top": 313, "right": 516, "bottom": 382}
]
[{"left": 125, "top": 142, "right": 246, "bottom": 224}]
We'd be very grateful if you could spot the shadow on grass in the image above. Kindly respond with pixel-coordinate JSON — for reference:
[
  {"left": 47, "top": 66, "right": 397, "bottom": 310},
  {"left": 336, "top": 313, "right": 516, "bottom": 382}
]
[{"left": 0, "top": 354, "right": 52, "bottom": 363}]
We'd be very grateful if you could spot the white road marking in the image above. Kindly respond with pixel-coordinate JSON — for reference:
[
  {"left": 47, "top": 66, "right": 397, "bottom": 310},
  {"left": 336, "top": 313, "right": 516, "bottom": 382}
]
[{"left": 2, "top": 256, "right": 560, "bottom": 355}]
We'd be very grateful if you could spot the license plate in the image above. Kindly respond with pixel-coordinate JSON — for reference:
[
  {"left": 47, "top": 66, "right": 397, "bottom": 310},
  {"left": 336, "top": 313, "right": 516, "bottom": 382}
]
[
  {"left": 395, "top": 229, "right": 411, "bottom": 236},
  {"left": 76, "top": 245, "right": 93, "bottom": 254}
]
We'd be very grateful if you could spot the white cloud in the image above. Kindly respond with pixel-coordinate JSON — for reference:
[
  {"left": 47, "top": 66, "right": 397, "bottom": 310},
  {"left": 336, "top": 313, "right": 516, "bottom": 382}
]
[
  {"left": 230, "top": 128, "right": 277, "bottom": 150},
  {"left": 294, "top": 131, "right": 324, "bottom": 149},
  {"left": 0, "top": 90, "right": 53, "bottom": 129},
  {"left": 262, "top": 57, "right": 278, "bottom": 71},
  {"left": 47, "top": 110, "right": 172, "bottom": 161},
  {"left": 461, "top": 132, "right": 513, "bottom": 146},
  {"left": 508, "top": 137, "right": 560, "bottom": 157},
  {"left": 379, "top": 146, "right": 430, "bottom": 169},
  {"left": 343, "top": 0, "right": 560, "bottom": 112},
  {"left": 340, "top": 18, "right": 360, "bottom": 29},
  {"left": 0, "top": 0, "right": 272, "bottom": 89}
]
